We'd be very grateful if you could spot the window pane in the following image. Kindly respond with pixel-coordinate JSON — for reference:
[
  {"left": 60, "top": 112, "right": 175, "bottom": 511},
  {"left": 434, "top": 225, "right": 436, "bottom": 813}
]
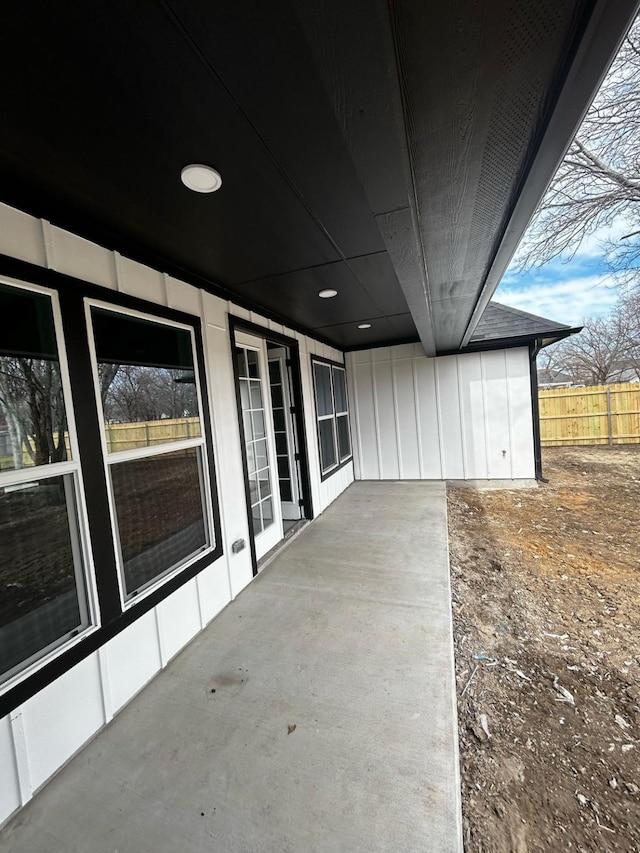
[
  {"left": 92, "top": 308, "right": 201, "bottom": 451},
  {"left": 318, "top": 419, "right": 337, "bottom": 472},
  {"left": 0, "top": 476, "right": 87, "bottom": 682},
  {"left": 337, "top": 414, "right": 351, "bottom": 460},
  {"left": 0, "top": 284, "right": 69, "bottom": 472},
  {"left": 313, "top": 363, "right": 334, "bottom": 416},
  {"left": 111, "top": 447, "right": 208, "bottom": 597},
  {"left": 251, "top": 503, "right": 262, "bottom": 536},
  {"left": 333, "top": 367, "right": 348, "bottom": 413}
]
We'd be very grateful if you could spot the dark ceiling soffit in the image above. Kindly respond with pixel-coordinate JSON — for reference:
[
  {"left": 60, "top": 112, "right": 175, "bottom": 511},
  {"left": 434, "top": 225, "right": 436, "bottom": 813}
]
[
  {"left": 461, "top": 0, "right": 640, "bottom": 347},
  {"left": 343, "top": 333, "right": 421, "bottom": 353},
  {"left": 0, "top": 211, "right": 345, "bottom": 349}
]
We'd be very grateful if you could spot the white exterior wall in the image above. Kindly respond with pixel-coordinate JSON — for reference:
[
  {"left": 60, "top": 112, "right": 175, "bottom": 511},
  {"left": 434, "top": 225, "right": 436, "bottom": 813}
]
[
  {"left": 347, "top": 343, "right": 536, "bottom": 481},
  {"left": 0, "top": 203, "right": 353, "bottom": 824}
]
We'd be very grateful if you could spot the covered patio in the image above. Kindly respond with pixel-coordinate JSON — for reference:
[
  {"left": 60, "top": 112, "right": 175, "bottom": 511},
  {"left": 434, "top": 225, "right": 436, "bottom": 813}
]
[{"left": 0, "top": 481, "right": 461, "bottom": 852}]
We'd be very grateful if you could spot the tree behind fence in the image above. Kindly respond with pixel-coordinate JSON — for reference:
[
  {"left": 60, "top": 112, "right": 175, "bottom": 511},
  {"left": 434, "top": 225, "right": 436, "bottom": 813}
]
[{"left": 539, "top": 384, "right": 640, "bottom": 446}]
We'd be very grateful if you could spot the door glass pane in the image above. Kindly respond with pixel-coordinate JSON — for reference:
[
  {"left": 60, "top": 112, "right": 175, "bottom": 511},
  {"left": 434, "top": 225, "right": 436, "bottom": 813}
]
[
  {"left": 280, "top": 480, "right": 292, "bottom": 502},
  {"left": 0, "top": 284, "right": 69, "bottom": 471},
  {"left": 0, "top": 475, "right": 87, "bottom": 681},
  {"left": 246, "top": 349, "right": 260, "bottom": 378},
  {"left": 262, "top": 497, "right": 273, "bottom": 527},
  {"left": 255, "top": 438, "right": 268, "bottom": 471},
  {"left": 333, "top": 367, "right": 348, "bottom": 413},
  {"left": 252, "top": 409, "right": 266, "bottom": 439},
  {"left": 251, "top": 503, "right": 262, "bottom": 536},
  {"left": 249, "top": 382, "right": 262, "bottom": 409},
  {"left": 246, "top": 443, "right": 256, "bottom": 475},
  {"left": 243, "top": 410, "right": 254, "bottom": 442},
  {"left": 111, "top": 447, "right": 208, "bottom": 597},
  {"left": 248, "top": 473, "right": 259, "bottom": 505},
  {"left": 235, "top": 347, "right": 247, "bottom": 378},
  {"left": 92, "top": 308, "right": 201, "bottom": 452},
  {"left": 319, "top": 419, "right": 337, "bottom": 471},
  {"left": 239, "top": 379, "right": 251, "bottom": 411},
  {"left": 313, "top": 362, "right": 334, "bottom": 416},
  {"left": 275, "top": 432, "right": 287, "bottom": 455},
  {"left": 259, "top": 473, "right": 272, "bottom": 500}
]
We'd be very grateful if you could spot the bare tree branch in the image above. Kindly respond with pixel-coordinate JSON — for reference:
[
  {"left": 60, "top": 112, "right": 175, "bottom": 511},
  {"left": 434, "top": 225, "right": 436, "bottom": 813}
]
[{"left": 516, "top": 16, "right": 640, "bottom": 290}]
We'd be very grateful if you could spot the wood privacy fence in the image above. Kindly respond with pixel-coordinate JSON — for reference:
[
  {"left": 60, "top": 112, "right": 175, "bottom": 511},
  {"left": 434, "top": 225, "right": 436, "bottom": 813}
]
[
  {"left": 16, "top": 417, "right": 201, "bottom": 463},
  {"left": 539, "top": 383, "right": 640, "bottom": 446},
  {"left": 104, "top": 417, "right": 201, "bottom": 452}
]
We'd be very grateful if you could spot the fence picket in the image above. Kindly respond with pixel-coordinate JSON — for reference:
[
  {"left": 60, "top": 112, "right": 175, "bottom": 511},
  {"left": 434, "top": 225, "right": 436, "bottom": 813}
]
[{"left": 539, "top": 383, "right": 640, "bottom": 446}]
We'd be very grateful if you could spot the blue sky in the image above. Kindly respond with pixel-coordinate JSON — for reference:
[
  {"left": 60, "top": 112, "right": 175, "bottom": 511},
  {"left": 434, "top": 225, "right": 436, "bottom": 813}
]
[{"left": 494, "top": 223, "right": 625, "bottom": 326}]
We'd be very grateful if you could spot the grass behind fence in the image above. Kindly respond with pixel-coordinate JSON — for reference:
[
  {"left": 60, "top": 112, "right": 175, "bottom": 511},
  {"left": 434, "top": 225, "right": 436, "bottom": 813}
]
[{"left": 539, "top": 383, "right": 640, "bottom": 446}]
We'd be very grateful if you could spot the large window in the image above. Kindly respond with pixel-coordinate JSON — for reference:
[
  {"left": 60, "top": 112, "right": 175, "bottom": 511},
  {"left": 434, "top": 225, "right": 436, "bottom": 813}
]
[
  {"left": 0, "top": 282, "right": 93, "bottom": 687},
  {"left": 311, "top": 358, "right": 352, "bottom": 476},
  {"left": 89, "top": 305, "right": 213, "bottom": 603}
]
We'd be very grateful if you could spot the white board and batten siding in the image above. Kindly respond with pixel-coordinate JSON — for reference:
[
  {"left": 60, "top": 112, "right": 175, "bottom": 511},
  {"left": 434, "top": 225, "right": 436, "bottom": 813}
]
[
  {"left": 347, "top": 344, "right": 535, "bottom": 482},
  {"left": 0, "top": 202, "right": 353, "bottom": 825}
]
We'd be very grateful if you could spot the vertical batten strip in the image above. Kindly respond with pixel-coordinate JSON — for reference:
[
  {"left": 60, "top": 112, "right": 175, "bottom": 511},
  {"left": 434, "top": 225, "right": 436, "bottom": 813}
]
[
  {"left": 9, "top": 709, "right": 32, "bottom": 806},
  {"left": 504, "top": 350, "right": 515, "bottom": 479},
  {"left": 480, "top": 352, "right": 492, "bottom": 478},
  {"left": 370, "top": 350, "right": 383, "bottom": 479},
  {"left": 41, "top": 220, "right": 56, "bottom": 270},
  {"left": 391, "top": 357, "right": 403, "bottom": 478},
  {"left": 455, "top": 356, "right": 468, "bottom": 481},
  {"left": 434, "top": 360, "right": 447, "bottom": 479},
  {"left": 412, "top": 355, "right": 425, "bottom": 479},
  {"left": 97, "top": 647, "right": 113, "bottom": 724}
]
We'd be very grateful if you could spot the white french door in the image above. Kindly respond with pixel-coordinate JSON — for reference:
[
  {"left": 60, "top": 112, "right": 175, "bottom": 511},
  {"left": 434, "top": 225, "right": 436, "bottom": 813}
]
[
  {"left": 235, "top": 332, "right": 283, "bottom": 560},
  {"left": 268, "top": 349, "right": 302, "bottom": 521}
]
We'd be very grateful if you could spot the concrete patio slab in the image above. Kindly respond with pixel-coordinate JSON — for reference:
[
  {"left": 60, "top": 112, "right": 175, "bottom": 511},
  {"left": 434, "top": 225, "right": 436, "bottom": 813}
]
[{"left": 0, "top": 481, "right": 462, "bottom": 853}]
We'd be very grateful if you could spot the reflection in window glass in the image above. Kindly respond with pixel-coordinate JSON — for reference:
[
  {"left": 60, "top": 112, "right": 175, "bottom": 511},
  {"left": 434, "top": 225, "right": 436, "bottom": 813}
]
[
  {"left": 337, "top": 415, "right": 351, "bottom": 460},
  {"left": 319, "top": 419, "right": 337, "bottom": 471},
  {"left": 0, "top": 284, "right": 69, "bottom": 472},
  {"left": 92, "top": 308, "right": 201, "bottom": 452},
  {"left": 333, "top": 368, "right": 348, "bottom": 413},
  {"left": 313, "top": 363, "right": 333, "bottom": 417},
  {"left": 0, "top": 477, "right": 87, "bottom": 682},
  {"left": 111, "top": 448, "right": 208, "bottom": 597}
]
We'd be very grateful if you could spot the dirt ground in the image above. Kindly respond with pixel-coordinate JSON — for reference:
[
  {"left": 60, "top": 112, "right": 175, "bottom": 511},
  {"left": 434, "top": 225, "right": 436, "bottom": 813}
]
[{"left": 448, "top": 446, "right": 640, "bottom": 852}]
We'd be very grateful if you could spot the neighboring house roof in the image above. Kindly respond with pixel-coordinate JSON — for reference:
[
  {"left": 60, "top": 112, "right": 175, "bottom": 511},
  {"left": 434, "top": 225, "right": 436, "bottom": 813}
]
[{"left": 467, "top": 302, "right": 581, "bottom": 350}]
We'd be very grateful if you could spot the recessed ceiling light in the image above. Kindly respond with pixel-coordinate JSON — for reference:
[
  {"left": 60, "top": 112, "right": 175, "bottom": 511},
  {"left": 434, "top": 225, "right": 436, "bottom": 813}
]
[
  {"left": 318, "top": 289, "right": 338, "bottom": 298},
  {"left": 358, "top": 323, "right": 372, "bottom": 329},
  {"left": 181, "top": 164, "right": 222, "bottom": 193}
]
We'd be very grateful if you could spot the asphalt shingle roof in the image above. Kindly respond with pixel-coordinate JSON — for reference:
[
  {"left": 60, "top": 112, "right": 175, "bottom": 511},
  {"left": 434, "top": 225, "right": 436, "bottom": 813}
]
[{"left": 470, "top": 302, "right": 576, "bottom": 345}]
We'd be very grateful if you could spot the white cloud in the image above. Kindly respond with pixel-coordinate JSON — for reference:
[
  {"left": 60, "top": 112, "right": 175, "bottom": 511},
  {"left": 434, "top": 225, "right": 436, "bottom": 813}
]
[{"left": 495, "top": 275, "right": 618, "bottom": 325}]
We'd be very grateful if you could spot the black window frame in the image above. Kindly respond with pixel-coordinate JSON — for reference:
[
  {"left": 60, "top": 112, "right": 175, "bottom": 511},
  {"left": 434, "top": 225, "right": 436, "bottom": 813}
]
[
  {"left": 0, "top": 257, "right": 223, "bottom": 718},
  {"left": 86, "top": 300, "right": 216, "bottom": 606},
  {"left": 311, "top": 355, "right": 353, "bottom": 481},
  {"left": 0, "top": 277, "right": 98, "bottom": 693}
]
